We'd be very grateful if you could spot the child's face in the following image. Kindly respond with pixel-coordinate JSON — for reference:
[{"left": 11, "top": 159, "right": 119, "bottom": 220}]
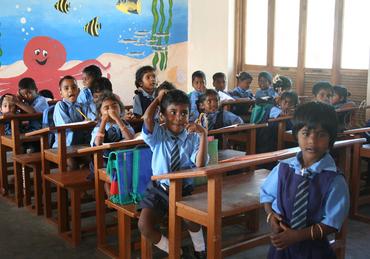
[
  {"left": 162, "top": 103, "right": 189, "bottom": 135},
  {"left": 93, "top": 91, "right": 104, "bottom": 104},
  {"left": 315, "top": 89, "right": 332, "bottom": 104},
  {"left": 330, "top": 92, "right": 342, "bottom": 105},
  {"left": 60, "top": 79, "right": 79, "bottom": 103},
  {"left": 297, "top": 125, "right": 330, "bottom": 168},
  {"left": 101, "top": 99, "right": 121, "bottom": 120},
  {"left": 18, "top": 88, "right": 37, "bottom": 103},
  {"left": 258, "top": 77, "right": 270, "bottom": 90},
  {"left": 203, "top": 95, "right": 219, "bottom": 113},
  {"left": 141, "top": 71, "right": 157, "bottom": 93},
  {"left": 82, "top": 72, "right": 94, "bottom": 88},
  {"left": 213, "top": 77, "right": 226, "bottom": 92},
  {"left": 1, "top": 98, "right": 16, "bottom": 114},
  {"left": 239, "top": 79, "right": 252, "bottom": 90},
  {"left": 192, "top": 77, "right": 206, "bottom": 93},
  {"left": 280, "top": 97, "right": 295, "bottom": 113}
]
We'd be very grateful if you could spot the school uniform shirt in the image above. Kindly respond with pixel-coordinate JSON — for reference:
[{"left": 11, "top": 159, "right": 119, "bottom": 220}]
[
  {"left": 260, "top": 151, "right": 349, "bottom": 231},
  {"left": 189, "top": 90, "right": 203, "bottom": 122},
  {"left": 206, "top": 111, "right": 243, "bottom": 130},
  {"left": 142, "top": 122, "right": 209, "bottom": 186},
  {"left": 77, "top": 87, "right": 96, "bottom": 120},
  {"left": 28, "top": 95, "right": 49, "bottom": 131},
  {"left": 133, "top": 88, "right": 155, "bottom": 116},
  {"left": 217, "top": 90, "right": 234, "bottom": 102},
  {"left": 0, "top": 112, "right": 11, "bottom": 135},
  {"left": 269, "top": 106, "right": 282, "bottom": 119},
  {"left": 53, "top": 99, "right": 88, "bottom": 148},
  {"left": 255, "top": 87, "right": 278, "bottom": 99},
  {"left": 230, "top": 86, "right": 254, "bottom": 99},
  {"left": 90, "top": 120, "right": 135, "bottom": 146}
]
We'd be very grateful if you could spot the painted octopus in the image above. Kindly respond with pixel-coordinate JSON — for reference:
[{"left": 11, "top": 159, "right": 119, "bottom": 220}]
[{"left": 0, "top": 36, "right": 110, "bottom": 97}]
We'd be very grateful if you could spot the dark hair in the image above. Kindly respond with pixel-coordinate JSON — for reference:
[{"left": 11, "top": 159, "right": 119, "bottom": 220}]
[
  {"left": 236, "top": 71, "right": 253, "bottom": 82},
  {"left": 96, "top": 93, "right": 125, "bottom": 120},
  {"left": 273, "top": 75, "right": 292, "bottom": 91},
  {"left": 154, "top": 81, "right": 176, "bottom": 98},
  {"left": 292, "top": 102, "right": 337, "bottom": 148},
  {"left": 212, "top": 72, "right": 226, "bottom": 81},
  {"left": 333, "top": 85, "right": 350, "bottom": 101},
  {"left": 198, "top": 89, "right": 220, "bottom": 104},
  {"left": 192, "top": 70, "right": 206, "bottom": 83},
  {"left": 82, "top": 65, "right": 102, "bottom": 79},
  {"left": 39, "top": 89, "right": 54, "bottom": 99},
  {"left": 59, "top": 75, "right": 77, "bottom": 87},
  {"left": 0, "top": 94, "right": 16, "bottom": 107},
  {"left": 135, "top": 65, "right": 155, "bottom": 88},
  {"left": 312, "top": 81, "right": 332, "bottom": 96},
  {"left": 281, "top": 91, "right": 299, "bottom": 106},
  {"left": 18, "top": 77, "right": 37, "bottom": 91},
  {"left": 91, "top": 77, "right": 113, "bottom": 95},
  {"left": 160, "top": 89, "right": 190, "bottom": 114},
  {"left": 258, "top": 71, "right": 273, "bottom": 84}
]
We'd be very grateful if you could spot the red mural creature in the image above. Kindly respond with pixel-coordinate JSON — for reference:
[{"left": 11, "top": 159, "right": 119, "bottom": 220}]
[{"left": 0, "top": 36, "right": 110, "bottom": 97}]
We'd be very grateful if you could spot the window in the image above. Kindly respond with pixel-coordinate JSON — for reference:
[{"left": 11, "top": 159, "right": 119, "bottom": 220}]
[
  {"left": 274, "top": 0, "right": 299, "bottom": 67},
  {"left": 244, "top": 0, "right": 268, "bottom": 65},
  {"left": 341, "top": 0, "right": 370, "bottom": 69},
  {"left": 305, "top": 0, "right": 335, "bottom": 69}
]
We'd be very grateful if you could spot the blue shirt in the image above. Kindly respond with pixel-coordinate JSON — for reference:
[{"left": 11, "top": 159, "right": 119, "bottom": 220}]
[
  {"left": 255, "top": 87, "right": 278, "bottom": 99},
  {"left": 260, "top": 152, "right": 349, "bottom": 230},
  {"left": 230, "top": 86, "right": 254, "bottom": 99},
  {"left": 269, "top": 106, "right": 282, "bottom": 119},
  {"left": 189, "top": 90, "right": 203, "bottom": 122},
  {"left": 53, "top": 99, "right": 88, "bottom": 148},
  {"left": 77, "top": 87, "right": 96, "bottom": 121},
  {"left": 29, "top": 95, "right": 49, "bottom": 131},
  {"left": 133, "top": 88, "right": 155, "bottom": 116},
  {"left": 142, "top": 122, "right": 209, "bottom": 186},
  {"left": 206, "top": 111, "right": 243, "bottom": 130},
  {"left": 90, "top": 120, "right": 135, "bottom": 146}
]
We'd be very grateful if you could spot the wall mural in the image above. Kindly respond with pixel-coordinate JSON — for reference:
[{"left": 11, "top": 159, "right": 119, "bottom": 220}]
[{"left": 0, "top": 0, "right": 188, "bottom": 104}]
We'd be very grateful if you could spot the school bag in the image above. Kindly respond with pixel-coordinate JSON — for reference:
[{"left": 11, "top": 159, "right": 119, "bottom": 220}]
[
  {"left": 42, "top": 105, "right": 57, "bottom": 147},
  {"left": 106, "top": 147, "right": 153, "bottom": 205},
  {"left": 250, "top": 98, "right": 274, "bottom": 124}
]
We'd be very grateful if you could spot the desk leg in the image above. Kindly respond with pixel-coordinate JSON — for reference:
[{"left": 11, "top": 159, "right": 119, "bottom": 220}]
[
  {"left": 24, "top": 166, "right": 31, "bottom": 206},
  {"left": 14, "top": 161, "right": 23, "bottom": 207},
  {"left": 118, "top": 212, "right": 131, "bottom": 259},
  {"left": 0, "top": 145, "right": 8, "bottom": 195},
  {"left": 207, "top": 175, "right": 222, "bottom": 259},
  {"left": 57, "top": 186, "right": 69, "bottom": 233},
  {"left": 71, "top": 189, "right": 81, "bottom": 247},
  {"left": 94, "top": 152, "right": 106, "bottom": 248},
  {"left": 350, "top": 143, "right": 361, "bottom": 217},
  {"left": 169, "top": 180, "right": 182, "bottom": 259},
  {"left": 33, "top": 163, "right": 43, "bottom": 215}
]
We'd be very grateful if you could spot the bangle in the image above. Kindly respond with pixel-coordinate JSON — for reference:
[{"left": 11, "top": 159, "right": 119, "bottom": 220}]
[
  {"left": 310, "top": 225, "right": 315, "bottom": 240},
  {"left": 316, "top": 224, "right": 323, "bottom": 239},
  {"left": 96, "top": 132, "right": 104, "bottom": 137},
  {"left": 266, "top": 212, "right": 273, "bottom": 223}
]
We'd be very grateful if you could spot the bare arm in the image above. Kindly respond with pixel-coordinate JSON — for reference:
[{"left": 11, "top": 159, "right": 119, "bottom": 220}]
[
  {"left": 94, "top": 115, "right": 108, "bottom": 146},
  {"left": 142, "top": 91, "right": 166, "bottom": 133},
  {"left": 109, "top": 110, "right": 135, "bottom": 140},
  {"left": 186, "top": 122, "right": 208, "bottom": 167}
]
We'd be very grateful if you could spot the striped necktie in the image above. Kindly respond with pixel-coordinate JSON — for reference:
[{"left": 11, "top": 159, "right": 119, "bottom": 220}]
[
  {"left": 170, "top": 137, "right": 180, "bottom": 172},
  {"left": 290, "top": 169, "right": 312, "bottom": 229}
]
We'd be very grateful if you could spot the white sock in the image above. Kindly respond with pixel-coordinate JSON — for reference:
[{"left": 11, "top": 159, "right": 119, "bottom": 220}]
[
  {"left": 154, "top": 235, "right": 169, "bottom": 253},
  {"left": 188, "top": 228, "right": 206, "bottom": 252}
]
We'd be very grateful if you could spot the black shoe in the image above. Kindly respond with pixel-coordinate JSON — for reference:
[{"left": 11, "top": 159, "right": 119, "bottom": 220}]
[{"left": 194, "top": 250, "right": 206, "bottom": 259}]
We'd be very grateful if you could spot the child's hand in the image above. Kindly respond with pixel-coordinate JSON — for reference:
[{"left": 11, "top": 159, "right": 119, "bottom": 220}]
[
  {"left": 269, "top": 213, "right": 283, "bottom": 234},
  {"left": 270, "top": 222, "right": 299, "bottom": 250},
  {"left": 186, "top": 122, "right": 207, "bottom": 135},
  {"left": 108, "top": 109, "right": 121, "bottom": 123},
  {"left": 157, "top": 89, "right": 167, "bottom": 103},
  {"left": 101, "top": 113, "right": 109, "bottom": 123}
]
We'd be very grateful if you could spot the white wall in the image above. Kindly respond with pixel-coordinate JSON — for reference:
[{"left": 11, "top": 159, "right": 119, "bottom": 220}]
[{"left": 188, "top": 0, "right": 235, "bottom": 92}]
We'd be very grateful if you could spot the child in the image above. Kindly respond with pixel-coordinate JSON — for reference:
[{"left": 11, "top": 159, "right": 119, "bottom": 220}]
[
  {"left": 154, "top": 80, "right": 176, "bottom": 98},
  {"left": 0, "top": 94, "right": 18, "bottom": 135},
  {"left": 230, "top": 71, "right": 254, "bottom": 99},
  {"left": 132, "top": 65, "right": 157, "bottom": 117},
  {"left": 269, "top": 91, "right": 299, "bottom": 120},
  {"left": 138, "top": 89, "right": 208, "bottom": 258},
  {"left": 212, "top": 72, "right": 234, "bottom": 101},
  {"left": 260, "top": 102, "right": 349, "bottom": 258},
  {"left": 88, "top": 94, "right": 134, "bottom": 184},
  {"left": 189, "top": 70, "right": 207, "bottom": 122},
  {"left": 255, "top": 71, "right": 278, "bottom": 99},
  {"left": 273, "top": 75, "right": 292, "bottom": 96},
  {"left": 53, "top": 76, "right": 90, "bottom": 170},
  {"left": 90, "top": 77, "right": 113, "bottom": 104},
  {"left": 198, "top": 89, "right": 243, "bottom": 130},
  {"left": 312, "top": 81, "right": 333, "bottom": 104},
  {"left": 78, "top": 65, "right": 103, "bottom": 120},
  {"left": 331, "top": 85, "right": 355, "bottom": 131}
]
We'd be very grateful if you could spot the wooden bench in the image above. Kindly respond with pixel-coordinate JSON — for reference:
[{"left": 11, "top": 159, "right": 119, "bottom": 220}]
[
  {"left": 153, "top": 138, "right": 365, "bottom": 259},
  {"left": 221, "top": 99, "right": 255, "bottom": 122}
]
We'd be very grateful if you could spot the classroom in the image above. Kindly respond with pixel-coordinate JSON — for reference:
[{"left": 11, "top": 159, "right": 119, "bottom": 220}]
[{"left": 0, "top": 0, "right": 369, "bottom": 258}]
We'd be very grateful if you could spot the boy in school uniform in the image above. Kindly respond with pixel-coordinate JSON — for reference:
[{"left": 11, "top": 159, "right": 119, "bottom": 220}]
[
  {"left": 269, "top": 91, "right": 299, "bottom": 121},
  {"left": 189, "top": 70, "right": 207, "bottom": 122},
  {"left": 138, "top": 89, "right": 208, "bottom": 259},
  {"left": 312, "top": 81, "right": 333, "bottom": 104},
  {"left": 255, "top": 71, "right": 278, "bottom": 99},
  {"left": 198, "top": 89, "right": 243, "bottom": 130},
  {"left": 77, "top": 65, "right": 103, "bottom": 120},
  {"left": 260, "top": 102, "right": 349, "bottom": 258},
  {"left": 212, "top": 72, "right": 234, "bottom": 102}
]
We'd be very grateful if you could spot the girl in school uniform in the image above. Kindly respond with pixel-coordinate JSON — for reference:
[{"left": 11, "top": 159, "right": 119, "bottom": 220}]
[{"left": 331, "top": 85, "right": 355, "bottom": 131}]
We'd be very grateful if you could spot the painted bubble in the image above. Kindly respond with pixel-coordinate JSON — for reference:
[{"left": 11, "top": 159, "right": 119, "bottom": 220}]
[{"left": 20, "top": 17, "right": 27, "bottom": 24}]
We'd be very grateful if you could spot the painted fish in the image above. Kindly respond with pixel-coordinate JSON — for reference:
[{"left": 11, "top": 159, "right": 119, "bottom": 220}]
[
  {"left": 127, "top": 51, "right": 144, "bottom": 57},
  {"left": 135, "top": 30, "right": 149, "bottom": 36},
  {"left": 118, "top": 39, "right": 138, "bottom": 44},
  {"left": 134, "top": 42, "right": 145, "bottom": 46},
  {"left": 116, "top": 0, "right": 142, "bottom": 15},
  {"left": 154, "top": 32, "right": 170, "bottom": 37},
  {"left": 84, "top": 17, "right": 101, "bottom": 37},
  {"left": 54, "top": 0, "right": 70, "bottom": 14}
]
